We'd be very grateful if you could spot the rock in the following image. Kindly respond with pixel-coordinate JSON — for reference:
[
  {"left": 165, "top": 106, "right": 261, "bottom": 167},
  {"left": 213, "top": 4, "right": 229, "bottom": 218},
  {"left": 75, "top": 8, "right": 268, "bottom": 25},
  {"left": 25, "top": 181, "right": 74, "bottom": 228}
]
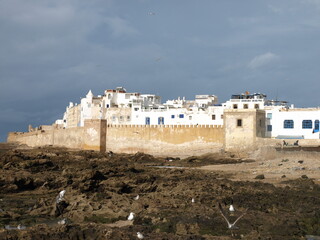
[{"left": 255, "top": 174, "right": 265, "bottom": 179}]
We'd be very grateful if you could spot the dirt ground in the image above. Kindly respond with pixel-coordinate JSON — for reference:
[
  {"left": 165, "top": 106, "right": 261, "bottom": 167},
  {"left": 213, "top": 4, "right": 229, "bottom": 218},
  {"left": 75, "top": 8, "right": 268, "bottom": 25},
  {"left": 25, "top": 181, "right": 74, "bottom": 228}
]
[{"left": 0, "top": 143, "right": 320, "bottom": 240}]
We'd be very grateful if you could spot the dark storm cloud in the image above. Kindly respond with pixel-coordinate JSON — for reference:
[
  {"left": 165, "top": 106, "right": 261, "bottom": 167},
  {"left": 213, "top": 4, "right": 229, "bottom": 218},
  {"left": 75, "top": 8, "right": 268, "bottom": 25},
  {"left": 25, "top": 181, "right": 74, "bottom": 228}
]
[{"left": 1, "top": 0, "right": 320, "bottom": 141}]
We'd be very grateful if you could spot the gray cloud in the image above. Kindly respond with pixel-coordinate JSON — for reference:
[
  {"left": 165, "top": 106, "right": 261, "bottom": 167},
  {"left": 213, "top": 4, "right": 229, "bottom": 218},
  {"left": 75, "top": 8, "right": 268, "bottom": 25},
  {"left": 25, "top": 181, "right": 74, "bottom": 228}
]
[{"left": 1, "top": 0, "right": 320, "bottom": 142}]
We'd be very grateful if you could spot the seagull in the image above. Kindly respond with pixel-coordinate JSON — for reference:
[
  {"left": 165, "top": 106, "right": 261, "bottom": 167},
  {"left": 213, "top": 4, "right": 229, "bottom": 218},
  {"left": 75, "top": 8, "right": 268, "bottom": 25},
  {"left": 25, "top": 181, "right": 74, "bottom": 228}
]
[
  {"left": 58, "top": 218, "right": 66, "bottom": 225},
  {"left": 134, "top": 195, "right": 140, "bottom": 200},
  {"left": 128, "top": 212, "right": 135, "bottom": 221},
  {"left": 191, "top": 198, "right": 195, "bottom": 203},
  {"left": 229, "top": 204, "right": 235, "bottom": 212},
  {"left": 137, "top": 232, "right": 144, "bottom": 239},
  {"left": 148, "top": 12, "right": 155, "bottom": 15},
  {"left": 218, "top": 203, "right": 247, "bottom": 229},
  {"left": 108, "top": 151, "right": 114, "bottom": 157},
  {"left": 17, "top": 224, "right": 26, "bottom": 230},
  {"left": 56, "top": 190, "right": 66, "bottom": 203}
]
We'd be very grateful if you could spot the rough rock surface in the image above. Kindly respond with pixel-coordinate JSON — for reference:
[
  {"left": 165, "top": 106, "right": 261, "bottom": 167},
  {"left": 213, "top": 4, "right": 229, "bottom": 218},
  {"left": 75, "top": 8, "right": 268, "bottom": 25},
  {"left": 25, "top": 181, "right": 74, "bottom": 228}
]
[{"left": 0, "top": 144, "right": 319, "bottom": 239}]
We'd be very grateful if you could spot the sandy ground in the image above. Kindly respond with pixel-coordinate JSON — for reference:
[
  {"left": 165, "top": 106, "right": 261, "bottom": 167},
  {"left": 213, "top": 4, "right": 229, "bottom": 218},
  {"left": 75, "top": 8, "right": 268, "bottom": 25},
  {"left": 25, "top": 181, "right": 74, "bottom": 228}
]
[{"left": 199, "top": 155, "right": 320, "bottom": 185}]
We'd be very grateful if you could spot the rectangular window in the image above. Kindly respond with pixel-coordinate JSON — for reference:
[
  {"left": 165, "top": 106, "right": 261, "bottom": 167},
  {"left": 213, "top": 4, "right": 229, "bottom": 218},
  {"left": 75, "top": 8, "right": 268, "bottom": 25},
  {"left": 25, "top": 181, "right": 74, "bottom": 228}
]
[
  {"left": 315, "top": 120, "right": 319, "bottom": 130},
  {"left": 267, "top": 125, "right": 272, "bottom": 131},
  {"left": 221, "top": 115, "right": 223, "bottom": 119},
  {"left": 158, "top": 117, "right": 164, "bottom": 125},
  {"left": 189, "top": 116, "right": 192, "bottom": 120},
  {"left": 244, "top": 104, "right": 248, "bottom": 109},
  {"left": 237, "top": 119, "right": 242, "bottom": 127},
  {"left": 212, "top": 115, "right": 216, "bottom": 120},
  {"left": 134, "top": 108, "right": 139, "bottom": 111},
  {"left": 267, "top": 113, "right": 272, "bottom": 119},
  {"left": 145, "top": 117, "right": 150, "bottom": 125},
  {"left": 284, "top": 120, "right": 294, "bottom": 129},
  {"left": 179, "top": 114, "right": 184, "bottom": 118},
  {"left": 127, "top": 116, "right": 130, "bottom": 121},
  {"left": 302, "top": 120, "right": 312, "bottom": 129},
  {"left": 171, "top": 115, "right": 175, "bottom": 119}
]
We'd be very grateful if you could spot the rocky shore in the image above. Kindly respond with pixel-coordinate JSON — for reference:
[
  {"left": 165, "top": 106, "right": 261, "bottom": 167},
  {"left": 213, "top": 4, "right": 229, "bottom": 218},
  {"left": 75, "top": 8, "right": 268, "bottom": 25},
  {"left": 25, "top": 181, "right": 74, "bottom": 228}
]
[{"left": 0, "top": 144, "right": 319, "bottom": 239}]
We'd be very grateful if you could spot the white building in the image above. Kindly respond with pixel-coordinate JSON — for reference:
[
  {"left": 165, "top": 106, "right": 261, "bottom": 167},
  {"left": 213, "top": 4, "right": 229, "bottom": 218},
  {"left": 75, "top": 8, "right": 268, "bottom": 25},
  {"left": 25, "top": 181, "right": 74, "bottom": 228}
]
[
  {"left": 265, "top": 108, "right": 320, "bottom": 139},
  {"left": 56, "top": 88, "right": 320, "bottom": 139}
]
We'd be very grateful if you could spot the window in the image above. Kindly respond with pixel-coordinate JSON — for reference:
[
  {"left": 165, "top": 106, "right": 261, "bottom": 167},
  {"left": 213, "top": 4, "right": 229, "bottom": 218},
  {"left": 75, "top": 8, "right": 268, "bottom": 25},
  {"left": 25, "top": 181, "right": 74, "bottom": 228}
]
[
  {"left": 189, "top": 116, "right": 192, "bottom": 120},
  {"left": 233, "top": 104, "right": 238, "bottom": 109},
  {"left": 112, "top": 116, "right": 116, "bottom": 121},
  {"left": 302, "top": 120, "right": 312, "bottom": 129},
  {"left": 127, "top": 116, "right": 130, "bottom": 121},
  {"left": 145, "top": 117, "right": 150, "bottom": 125},
  {"left": 244, "top": 104, "right": 248, "bottom": 109},
  {"left": 212, "top": 115, "right": 216, "bottom": 120},
  {"left": 315, "top": 120, "right": 319, "bottom": 130},
  {"left": 254, "top": 104, "right": 259, "bottom": 109},
  {"left": 179, "top": 114, "right": 184, "bottom": 118},
  {"left": 267, "top": 113, "right": 272, "bottom": 119},
  {"left": 284, "top": 120, "right": 294, "bottom": 129},
  {"left": 134, "top": 108, "right": 139, "bottom": 111},
  {"left": 221, "top": 115, "right": 224, "bottom": 119},
  {"left": 267, "top": 125, "right": 272, "bottom": 131},
  {"left": 106, "top": 104, "right": 109, "bottom": 108},
  {"left": 158, "top": 117, "right": 164, "bottom": 125},
  {"left": 237, "top": 119, "right": 242, "bottom": 127},
  {"left": 119, "top": 116, "right": 123, "bottom": 121},
  {"left": 259, "top": 119, "right": 262, "bottom": 127},
  {"left": 171, "top": 115, "right": 175, "bottom": 119}
]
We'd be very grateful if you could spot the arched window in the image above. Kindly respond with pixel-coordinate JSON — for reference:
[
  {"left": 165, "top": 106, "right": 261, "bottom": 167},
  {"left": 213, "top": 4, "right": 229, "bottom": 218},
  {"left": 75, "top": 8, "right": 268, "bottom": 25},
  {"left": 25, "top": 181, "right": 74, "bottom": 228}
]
[
  {"left": 302, "top": 120, "right": 312, "bottom": 129},
  {"left": 284, "top": 120, "right": 294, "bottom": 129}
]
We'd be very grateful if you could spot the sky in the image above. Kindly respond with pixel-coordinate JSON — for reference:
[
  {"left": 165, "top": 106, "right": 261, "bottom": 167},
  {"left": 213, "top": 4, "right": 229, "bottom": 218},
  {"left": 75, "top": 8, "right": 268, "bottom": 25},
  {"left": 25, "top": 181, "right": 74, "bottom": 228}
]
[{"left": 1, "top": 0, "right": 320, "bottom": 142}]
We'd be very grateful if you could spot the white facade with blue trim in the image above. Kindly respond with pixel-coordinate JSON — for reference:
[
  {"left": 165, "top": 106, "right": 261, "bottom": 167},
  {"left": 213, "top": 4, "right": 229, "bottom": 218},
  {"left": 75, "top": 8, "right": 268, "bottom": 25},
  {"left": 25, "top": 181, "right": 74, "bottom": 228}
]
[{"left": 56, "top": 88, "right": 320, "bottom": 140}]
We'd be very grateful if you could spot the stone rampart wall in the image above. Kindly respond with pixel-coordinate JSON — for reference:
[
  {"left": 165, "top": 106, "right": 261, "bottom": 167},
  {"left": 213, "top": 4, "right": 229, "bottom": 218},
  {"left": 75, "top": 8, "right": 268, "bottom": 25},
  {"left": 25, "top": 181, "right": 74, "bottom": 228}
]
[
  {"left": 8, "top": 127, "right": 85, "bottom": 149},
  {"left": 106, "top": 124, "right": 224, "bottom": 157},
  {"left": 8, "top": 123, "right": 224, "bottom": 157}
]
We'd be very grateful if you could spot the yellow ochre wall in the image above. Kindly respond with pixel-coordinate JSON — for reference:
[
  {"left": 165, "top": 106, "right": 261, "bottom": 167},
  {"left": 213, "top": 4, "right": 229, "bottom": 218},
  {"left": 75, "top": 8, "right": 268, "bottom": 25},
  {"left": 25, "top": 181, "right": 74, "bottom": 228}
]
[{"left": 106, "top": 124, "right": 224, "bottom": 157}]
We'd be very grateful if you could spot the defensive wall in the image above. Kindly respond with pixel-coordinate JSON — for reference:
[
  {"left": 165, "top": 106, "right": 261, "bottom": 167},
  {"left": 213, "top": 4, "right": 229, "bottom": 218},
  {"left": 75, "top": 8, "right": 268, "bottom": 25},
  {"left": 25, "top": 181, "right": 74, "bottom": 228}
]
[
  {"left": 7, "top": 120, "right": 105, "bottom": 151},
  {"left": 9, "top": 109, "right": 319, "bottom": 156},
  {"left": 7, "top": 120, "right": 224, "bottom": 157},
  {"left": 106, "top": 124, "right": 224, "bottom": 157}
]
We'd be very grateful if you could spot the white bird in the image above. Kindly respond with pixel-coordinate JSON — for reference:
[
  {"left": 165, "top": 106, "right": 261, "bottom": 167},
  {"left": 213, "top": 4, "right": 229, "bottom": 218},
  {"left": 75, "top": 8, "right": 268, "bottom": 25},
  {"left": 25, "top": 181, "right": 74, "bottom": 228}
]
[
  {"left": 191, "top": 198, "right": 195, "bottom": 203},
  {"left": 148, "top": 12, "right": 155, "bottom": 15},
  {"left": 56, "top": 190, "right": 66, "bottom": 203},
  {"left": 58, "top": 218, "right": 66, "bottom": 225},
  {"left": 17, "top": 224, "right": 26, "bottom": 230},
  {"left": 128, "top": 212, "right": 135, "bottom": 221},
  {"left": 134, "top": 195, "right": 140, "bottom": 200},
  {"left": 218, "top": 203, "right": 247, "bottom": 229},
  {"left": 229, "top": 204, "right": 235, "bottom": 212},
  {"left": 137, "top": 232, "right": 144, "bottom": 239}
]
